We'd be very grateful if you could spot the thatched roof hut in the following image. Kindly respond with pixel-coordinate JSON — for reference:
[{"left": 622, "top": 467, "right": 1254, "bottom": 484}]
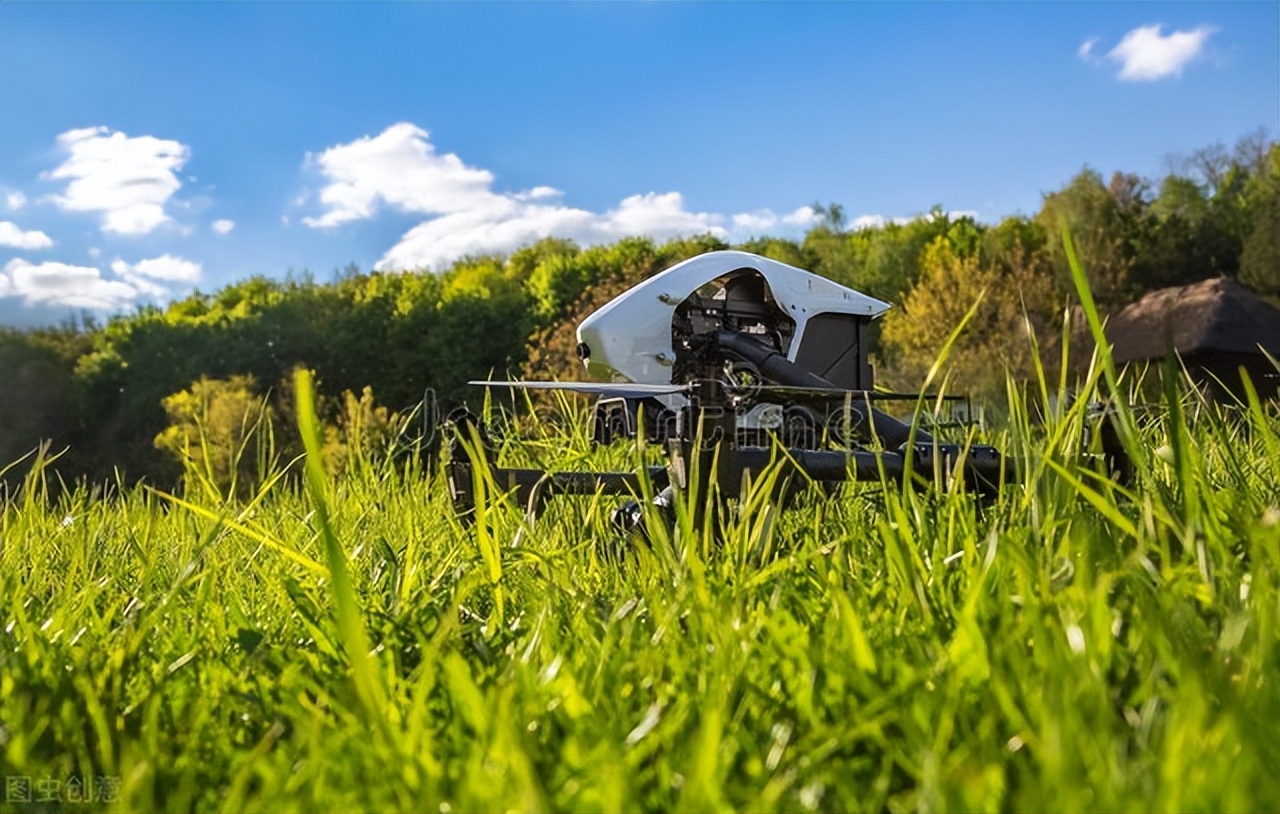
[{"left": 1101, "top": 278, "right": 1280, "bottom": 400}]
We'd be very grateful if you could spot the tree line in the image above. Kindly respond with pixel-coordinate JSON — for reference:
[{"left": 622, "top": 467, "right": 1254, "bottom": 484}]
[{"left": 2, "top": 133, "right": 1276, "bottom": 492}]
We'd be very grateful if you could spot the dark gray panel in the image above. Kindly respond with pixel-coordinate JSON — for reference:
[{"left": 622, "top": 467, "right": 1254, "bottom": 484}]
[{"left": 793, "top": 312, "right": 864, "bottom": 389}]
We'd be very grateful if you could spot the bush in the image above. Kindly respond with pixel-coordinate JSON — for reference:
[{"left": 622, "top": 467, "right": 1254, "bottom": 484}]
[{"left": 153, "top": 375, "right": 276, "bottom": 500}]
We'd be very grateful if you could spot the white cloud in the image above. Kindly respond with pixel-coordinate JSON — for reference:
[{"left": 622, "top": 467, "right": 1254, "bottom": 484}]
[
  {"left": 6, "top": 191, "right": 26, "bottom": 211},
  {"left": 0, "top": 221, "right": 54, "bottom": 250},
  {"left": 732, "top": 210, "right": 780, "bottom": 233},
  {"left": 303, "top": 122, "right": 496, "bottom": 228},
  {"left": 376, "top": 192, "right": 729, "bottom": 272},
  {"left": 782, "top": 206, "right": 819, "bottom": 227},
  {"left": 1077, "top": 37, "right": 1100, "bottom": 60},
  {"left": 112, "top": 253, "right": 202, "bottom": 282},
  {"left": 108, "top": 259, "right": 166, "bottom": 298},
  {"left": 731, "top": 206, "right": 819, "bottom": 234},
  {"left": 1106, "top": 24, "right": 1216, "bottom": 81},
  {"left": 849, "top": 214, "right": 886, "bottom": 231},
  {"left": 517, "top": 186, "right": 561, "bottom": 202},
  {"left": 1, "top": 258, "right": 138, "bottom": 309},
  {"left": 599, "top": 192, "right": 725, "bottom": 238},
  {"left": 115, "top": 254, "right": 202, "bottom": 300},
  {"left": 211, "top": 219, "right": 235, "bottom": 235},
  {"left": 0, "top": 250, "right": 201, "bottom": 311},
  {"left": 306, "top": 123, "right": 820, "bottom": 271},
  {"left": 44, "top": 126, "right": 191, "bottom": 235}
]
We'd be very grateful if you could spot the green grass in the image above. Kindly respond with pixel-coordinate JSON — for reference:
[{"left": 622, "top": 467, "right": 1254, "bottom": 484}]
[
  {"left": 2, "top": 361, "right": 1278, "bottom": 813},
  {"left": 4, "top": 245, "right": 1280, "bottom": 813}
]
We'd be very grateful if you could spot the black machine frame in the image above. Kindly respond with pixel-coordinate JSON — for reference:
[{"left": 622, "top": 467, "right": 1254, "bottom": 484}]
[{"left": 443, "top": 328, "right": 1018, "bottom": 531}]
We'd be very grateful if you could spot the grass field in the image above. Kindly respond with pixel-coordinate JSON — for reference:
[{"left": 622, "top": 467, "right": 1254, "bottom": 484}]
[
  {"left": 3, "top": 354, "right": 1278, "bottom": 813},
  {"left": 4, "top": 249, "right": 1280, "bottom": 814}
]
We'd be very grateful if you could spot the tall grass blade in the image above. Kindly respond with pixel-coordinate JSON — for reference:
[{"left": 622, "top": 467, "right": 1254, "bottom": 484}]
[{"left": 293, "top": 367, "right": 389, "bottom": 727}]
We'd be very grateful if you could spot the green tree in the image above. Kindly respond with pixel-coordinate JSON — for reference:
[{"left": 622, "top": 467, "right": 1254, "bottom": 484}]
[
  {"left": 528, "top": 253, "right": 597, "bottom": 322},
  {"left": 1129, "top": 174, "right": 1223, "bottom": 291},
  {"left": 429, "top": 261, "right": 534, "bottom": 405},
  {"left": 1037, "top": 168, "right": 1136, "bottom": 308},
  {"left": 847, "top": 209, "right": 955, "bottom": 302},
  {"left": 881, "top": 237, "right": 1058, "bottom": 406},
  {"left": 153, "top": 375, "right": 276, "bottom": 499},
  {"left": 802, "top": 202, "right": 857, "bottom": 286},
  {"left": 734, "top": 237, "right": 813, "bottom": 269},
  {"left": 1239, "top": 144, "right": 1280, "bottom": 296},
  {"left": 0, "top": 327, "right": 87, "bottom": 478},
  {"left": 320, "top": 386, "right": 404, "bottom": 475},
  {"left": 506, "top": 237, "right": 580, "bottom": 283}
]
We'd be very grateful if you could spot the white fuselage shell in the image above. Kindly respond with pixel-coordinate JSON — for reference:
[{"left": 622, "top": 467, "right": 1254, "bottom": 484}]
[{"left": 576, "top": 250, "right": 890, "bottom": 386}]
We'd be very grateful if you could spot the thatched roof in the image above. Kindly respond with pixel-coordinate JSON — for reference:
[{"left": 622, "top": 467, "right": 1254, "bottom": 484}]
[{"left": 1104, "top": 278, "right": 1280, "bottom": 364}]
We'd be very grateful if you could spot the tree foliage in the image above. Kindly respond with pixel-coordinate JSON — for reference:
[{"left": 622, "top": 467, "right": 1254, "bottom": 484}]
[
  {"left": 1239, "top": 144, "right": 1280, "bottom": 295},
  {"left": 0, "top": 326, "right": 88, "bottom": 480},
  {"left": 320, "top": 386, "right": 405, "bottom": 476},
  {"left": 881, "top": 236, "right": 1058, "bottom": 405},
  {"left": 154, "top": 375, "right": 275, "bottom": 499}
]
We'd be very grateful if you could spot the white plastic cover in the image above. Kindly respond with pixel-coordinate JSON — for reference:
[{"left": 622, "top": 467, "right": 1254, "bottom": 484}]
[{"left": 576, "top": 250, "right": 890, "bottom": 385}]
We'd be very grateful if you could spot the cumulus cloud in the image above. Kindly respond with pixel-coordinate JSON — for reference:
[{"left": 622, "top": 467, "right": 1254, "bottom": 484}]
[
  {"left": 598, "top": 192, "right": 725, "bottom": 238},
  {"left": 782, "top": 206, "right": 819, "bottom": 227},
  {"left": 731, "top": 206, "right": 819, "bottom": 235},
  {"left": 1, "top": 258, "right": 138, "bottom": 309},
  {"left": 111, "top": 254, "right": 202, "bottom": 282},
  {"left": 108, "top": 259, "right": 164, "bottom": 298},
  {"left": 303, "top": 123, "right": 495, "bottom": 228},
  {"left": 1077, "top": 37, "right": 1100, "bottom": 60},
  {"left": 6, "top": 191, "right": 26, "bottom": 211},
  {"left": 376, "top": 191, "right": 729, "bottom": 271},
  {"left": 44, "top": 126, "right": 191, "bottom": 235},
  {"left": 849, "top": 214, "right": 887, "bottom": 231},
  {"left": 305, "top": 123, "right": 821, "bottom": 271},
  {"left": 732, "top": 210, "right": 779, "bottom": 233},
  {"left": 1099, "top": 24, "right": 1216, "bottom": 81},
  {"left": 0, "top": 251, "right": 202, "bottom": 311},
  {"left": 0, "top": 221, "right": 54, "bottom": 250},
  {"left": 211, "top": 219, "right": 235, "bottom": 235}
]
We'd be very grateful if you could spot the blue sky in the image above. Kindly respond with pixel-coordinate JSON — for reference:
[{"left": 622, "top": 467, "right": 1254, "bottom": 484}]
[{"left": 1, "top": 1, "right": 1276, "bottom": 327}]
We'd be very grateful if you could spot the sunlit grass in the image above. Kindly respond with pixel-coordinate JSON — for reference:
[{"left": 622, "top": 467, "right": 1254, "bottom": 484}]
[{"left": 3, "top": 262, "right": 1279, "bottom": 811}]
